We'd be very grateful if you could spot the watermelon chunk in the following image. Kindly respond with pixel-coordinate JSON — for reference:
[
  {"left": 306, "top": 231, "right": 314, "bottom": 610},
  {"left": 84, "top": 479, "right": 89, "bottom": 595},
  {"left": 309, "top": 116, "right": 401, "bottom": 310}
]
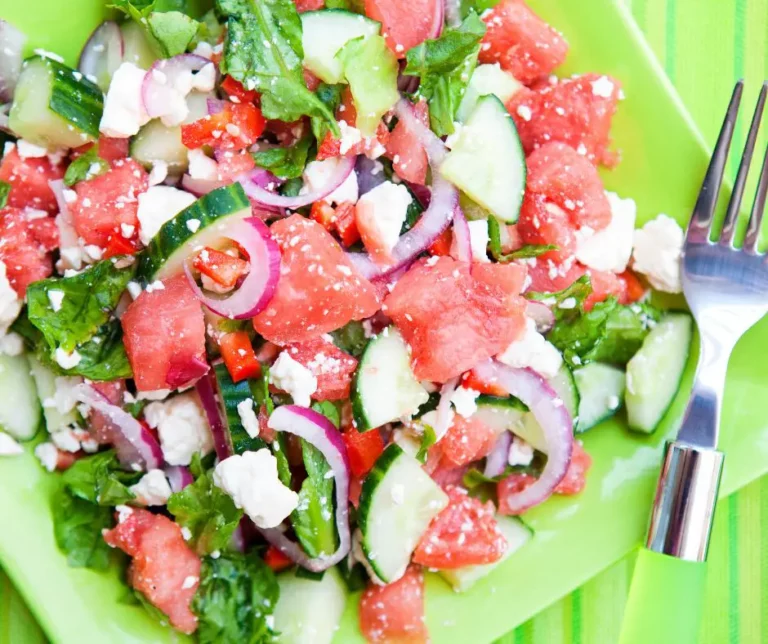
[
  {"left": 385, "top": 100, "right": 429, "bottom": 185},
  {"left": 359, "top": 566, "right": 427, "bottom": 643},
  {"left": 364, "top": 0, "right": 443, "bottom": 57},
  {"left": 0, "top": 207, "right": 53, "bottom": 296},
  {"left": 0, "top": 148, "right": 64, "bottom": 213},
  {"left": 281, "top": 336, "right": 358, "bottom": 401}
]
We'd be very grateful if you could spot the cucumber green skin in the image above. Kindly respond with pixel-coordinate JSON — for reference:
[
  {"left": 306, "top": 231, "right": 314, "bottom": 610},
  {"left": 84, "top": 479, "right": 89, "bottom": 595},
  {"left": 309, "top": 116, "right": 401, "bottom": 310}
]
[
  {"left": 350, "top": 366, "right": 373, "bottom": 431},
  {"left": 213, "top": 363, "right": 267, "bottom": 455},
  {"left": 137, "top": 183, "right": 251, "bottom": 282},
  {"left": 549, "top": 364, "right": 580, "bottom": 422},
  {"left": 573, "top": 363, "right": 625, "bottom": 433},
  {"left": 477, "top": 394, "right": 528, "bottom": 412}
]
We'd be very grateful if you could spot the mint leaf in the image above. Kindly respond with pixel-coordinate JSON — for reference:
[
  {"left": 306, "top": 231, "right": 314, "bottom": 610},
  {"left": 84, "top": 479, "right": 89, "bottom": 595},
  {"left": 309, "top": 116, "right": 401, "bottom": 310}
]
[
  {"left": 253, "top": 133, "right": 312, "bottom": 179},
  {"left": 404, "top": 13, "right": 486, "bottom": 136},
  {"left": 52, "top": 488, "right": 113, "bottom": 570},
  {"left": 310, "top": 82, "right": 343, "bottom": 142},
  {"left": 148, "top": 11, "right": 201, "bottom": 57},
  {"left": 64, "top": 146, "right": 108, "bottom": 187},
  {"left": 62, "top": 450, "right": 139, "bottom": 506},
  {"left": 527, "top": 275, "right": 592, "bottom": 315},
  {"left": 216, "top": 0, "right": 338, "bottom": 134},
  {"left": 0, "top": 180, "right": 10, "bottom": 209},
  {"left": 330, "top": 320, "right": 367, "bottom": 358},
  {"left": 487, "top": 216, "right": 556, "bottom": 262},
  {"left": 192, "top": 553, "right": 279, "bottom": 643},
  {"left": 415, "top": 425, "right": 437, "bottom": 464},
  {"left": 310, "top": 400, "right": 341, "bottom": 429}
]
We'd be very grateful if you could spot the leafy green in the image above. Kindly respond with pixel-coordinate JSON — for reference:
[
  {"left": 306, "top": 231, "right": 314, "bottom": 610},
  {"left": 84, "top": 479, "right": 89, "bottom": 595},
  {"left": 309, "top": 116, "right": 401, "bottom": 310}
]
[
  {"left": 253, "top": 134, "right": 312, "bottom": 179},
  {"left": 404, "top": 13, "right": 486, "bottom": 136},
  {"left": 324, "top": 0, "right": 364, "bottom": 12},
  {"left": 527, "top": 275, "right": 592, "bottom": 312},
  {"left": 216, "top": 0, "right": 338, "bottom": 133},
  {"left": 463, "top": 461, "right": 541, "bottom": 490},
  {"left": 249, "top": 365, "right": 274, "bottom": 415},
  {"left": 487, "top": 216, "right": 556, "bottom": 262},
  {"left": 148, "top": 11, "right": 202, "bottom": 57},
  {"left": 63, "top": 146, "right": 108, "bottom": 187},
  {"left": 337, "top": 557, "right": 368, "bottom": 591},
  {"left": 62, "top": 450, "right": 140, "bottom": 506},
  {"left": 52, "top": 488, "right": 114, "bottom": 570},
  {"left": 0, "top": 180, "right": 11, "bottom": 209},
  {"left": 330, "top": 321, "right": 368, "bottom": 358},
  {"left": 336, "top": 34, "right": 399, "bottom": 136},
  {"left": 310, "top": 400, "right": 341, "bottom": 429},
  {"left": 415, "top": 425, "right": 437, "bottom": 464},
  {"left": 192, "top": 553, "right": 279, "bottom": 644},
  {"left": 167, "top": 467, "right": 243, "bottom": 555},
  {"left": 290, "top": 440, "right": 338, "bottom": 559},
  {"left": 295, "top": 567, "right": 324, "bottom": 581},
  {"left": 311, "top": 82, "right": 343, "bottom": 142}
]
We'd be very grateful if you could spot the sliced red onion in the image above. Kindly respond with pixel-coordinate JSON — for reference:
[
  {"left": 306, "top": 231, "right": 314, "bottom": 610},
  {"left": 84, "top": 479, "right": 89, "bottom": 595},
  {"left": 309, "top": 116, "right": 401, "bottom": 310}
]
[
  {"left": 230, "top": 518, "right": 258, "bottom": 553},
  {"left": 406, "top": 181, "right": 432, "bottom": 209},
  {"left": 78, "top": 21, "right": 123, "bottom": 90},
  {"left": 429, "top": 0, "right": 445, "bottom": 38},
  {"left": 166, "top": 355, "right": 210, "bottom": 389},
  {"left": 471, "top": 359, "right": 573, "bottom": 514},
  {"left": 195, "top": 372, "right": 231, "bottom": 461},
  {"left": 184, "top": 217, "right": 281, "bottom": 319},
  {"left": 207, "top": 97, "right": 226, "bottom": 115},
  {"left": 0, "top": 20, "right": 26, "bottom": 103},
  {"left": 75, "top": 384, "right": 163, "bottom": 471},
  {"left": 397, "top": 61, "right": 420, "bottom": 94},
  {"left": 444, "top": 0, "right": 462, "bottom": 28},
  {"left": 394, "top": 98, "right": 447, "bottom": 165},
  {"left": 434, "top": 377, "right": 459, "bottom": 439},
  {"left": 526, "top": 301, "right": 555, "bottom": 334},
  {"left": 181, "top": 173, "right": 228, "bottom": 196},
  {"left": 356, "top": 155, "right": 387, "bottom": 197},
  {"left": 452, "top": 206, "right": 472, "bottom": 263},
  {"left": 165, "top": 465, "right": 194, "bottom": 493},
  {"left": 142, "top": 54, "right": 212, "bottom": 126},
  {"left": 238, "top": 155, "right": 355, "bottom": 209},
  {"left": 484, "top": 431, "right": 512, "bottom": 478},
  {"left": 261, "top": 405, "right": 351, "bottom": 572}
]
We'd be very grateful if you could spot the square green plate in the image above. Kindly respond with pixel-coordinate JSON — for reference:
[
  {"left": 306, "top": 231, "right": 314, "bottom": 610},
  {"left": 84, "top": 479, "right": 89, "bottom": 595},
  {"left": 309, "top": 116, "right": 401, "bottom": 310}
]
[{"left": 3, "top": 1, "right": 768, "bottom": 642}]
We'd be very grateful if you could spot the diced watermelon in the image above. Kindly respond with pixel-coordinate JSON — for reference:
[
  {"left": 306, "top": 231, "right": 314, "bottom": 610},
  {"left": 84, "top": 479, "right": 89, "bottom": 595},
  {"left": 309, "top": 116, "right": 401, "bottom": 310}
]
[
  {"left": 280, "top": 336, "right": 358, "bottom": 400},
  {"left": 365, "top": 0, "right": 442, "bottom": 58},
  {"left": 507, "top": 73, "right": 622, "bottom": 166},
  {"left": 0, "top": 148, "right": 64, "bottom": 213},
  {"left": 437, "top": 415, "right": 497, "bottom": 468},
  {"left": 478, "top": 0, "right": 569, "bottom": 84},
  {"left": 342, "top": 427, "right": 385, "bottom": 478},
  {"left": 70, "top": 159, "right": 148, "bottom": 248},
  {"left": 385, "top": 100, "right": 429, "bottom": 184},
  {"left": 121, "top": 275, "right": 206, "bottom": 391},
  {"left": 413, "top": 485, "right": 507, "bottom": 568},
  {"left": 517, "top": 193, "right": 577, "bottom": 263},
  {"left": 99, "top": 137, "right": 130, "bottom": 162},
  {"left": 584, "top": 268, "right": 626, "bottom": 311},
  {"left": 359, "top": 566, "right": 428, "bottom": 643},
  {"left": 295, "top": 0, "right": 324, "bottom": 11},
  {"left": 317, "top": 89, "right": 390, "bottom": 161},
  {"left": 0, "top": 207, "right": 53, "bottom": 296},
  {"left": 471, "top": 262, "right": 528, "bottom": 298},
  {"left": 252, "top": 215, "right": 380, "bottom": 344},
  {"left": 496, "top": 472, "right": 537, "bottom": 515},
  {"left": 525, "top": 142, "right": 612, "bottom": 231},
  {"left": 523, "top": 257, "right": 585, "bottom": 294},
  {"left": 103, "top": 509, "right": 201, "bottom": 634},
  {"left": 89, "top": 380, "right": 127, "bottom": 444},
  {"left": 384, "top": 256, "right": 527, "bottom": 382},
  {"left": 27, "top": 216, "right": 59, "bottom": 252},
  {"left": 554, "top": 440, "right": 591, "bottom": 494}
]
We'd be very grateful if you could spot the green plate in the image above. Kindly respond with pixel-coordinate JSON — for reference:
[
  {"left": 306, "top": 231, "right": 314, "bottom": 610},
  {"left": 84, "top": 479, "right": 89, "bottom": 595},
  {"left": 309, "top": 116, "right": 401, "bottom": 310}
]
[{"left": 3, "top": 1, "right": 768, "bottom": 643}]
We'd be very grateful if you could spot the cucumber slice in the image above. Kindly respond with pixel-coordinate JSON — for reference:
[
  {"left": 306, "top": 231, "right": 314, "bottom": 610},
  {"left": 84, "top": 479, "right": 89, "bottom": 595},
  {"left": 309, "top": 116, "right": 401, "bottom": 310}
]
[
  {"left": 625, "top": 313, "right": 693, "bottom": 433},
  {"left": 439, "top": 516, "right": 532, "bottom": 592},
  {"left": 359, "top": 444, "right": 449, "bottom": 583},
  {"left": 472, "top": 395, "right": 526, "bottom": 435},
  {"left": 273, "top": 567, "right": 347, "bottom": 644},
  {"left": 213, "top": 363, "right": 267, "bottom": 455},
  {"left": 28, "top": 357, "right": 78, "bottom": 433},
  {"left": 351, "top": 327, "right": 430, "bottom": 431},
  {"left": 137, "top": 183, "right": 252, "bottom": 281},
  {"left": 301, "top": 10, "right": 380, "bottom": 84},
  {"left": 9, "top": 56, "right": 103, "bottom": 148},
  {"left": 0, "top": 354, "right": 41, "bottom": 440},
  {"left": 456, "top": 63, "right": 523, "bottom": 123},
  {"left": 121, "top": 20, "right": 159, "bottom": 69},
  {"left": 573, "top": 363, "right": 626, "bottom": 432},
  {"left": 441, "top": 95, "right": 526, "bottom": 223}
]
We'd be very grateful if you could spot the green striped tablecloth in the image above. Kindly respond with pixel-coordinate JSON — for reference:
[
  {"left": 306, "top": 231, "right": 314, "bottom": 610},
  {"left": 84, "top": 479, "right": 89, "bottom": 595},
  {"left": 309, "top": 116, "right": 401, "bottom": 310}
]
[{"left": 2, "top": 1, "right": 768, "bottom": 642}]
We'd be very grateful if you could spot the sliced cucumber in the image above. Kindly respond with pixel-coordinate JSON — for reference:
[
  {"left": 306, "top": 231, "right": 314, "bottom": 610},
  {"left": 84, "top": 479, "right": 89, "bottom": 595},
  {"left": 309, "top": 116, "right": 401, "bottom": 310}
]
[
  {"left": 137, "top": 183, "right": 252, "bottom": 281},
  {"left": 472, "top": 395, "right": 526, "bottom": 435},
  {"left": 213, "top": 363, "right": 266, "bottom": 455},
  {"left": 359, "top": 444, "right": 449, "bottom": 583},
  {"left": 273, "top": 567, "right": 347, "bottom": 644},
  {"left": 456, "top": 63, "right": 523, "bottom": 123},
  {"left": 9, "top": 56, "right": 103, "bottom": 148},
  {"left": 351, "top": 327, "right": 430, "bottom": 431},
  {"left": 625, "top": 313, "right": 693, "bottom": 433},
  {"left": 28, "top": 357, "right": 78, "bottom": 433},
  {"left": 301, "top": 10, "right": 380, "bottom": 84},
  {"left": 121, "top": 20, "right": 159, "bottom": 69},
  {"left": 0, "top": 353, "right": 41, "bottom": 440},
  {"left": 441, "top": 95, "right": 526, "bottom": 223},
  {"left": 573, "top": 362, "right": 625, "bottom": 432},
  {"left": 439, "top": 516, "right": 532, "bottom": 592}
]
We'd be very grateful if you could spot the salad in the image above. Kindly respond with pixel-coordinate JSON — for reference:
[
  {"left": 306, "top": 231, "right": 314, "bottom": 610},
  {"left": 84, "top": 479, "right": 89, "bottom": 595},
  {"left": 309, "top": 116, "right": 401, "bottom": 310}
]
[{"left": 0, "top": 0, "right": 693, "bottom": 642}]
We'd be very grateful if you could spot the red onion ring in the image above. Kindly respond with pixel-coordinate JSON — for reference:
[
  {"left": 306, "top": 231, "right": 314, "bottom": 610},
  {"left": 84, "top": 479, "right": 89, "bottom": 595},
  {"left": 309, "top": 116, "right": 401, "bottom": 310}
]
[
  {"left": 434, "top": 376, "right": 459, "bottom": 438},
  {"left": 165, "top": 355, "right": 210, "bottom": 389},
  {"left": 356, "top": 155, "right": 387, "bottom": 197},
  {"left": 207, "top": 97, "right": 226, "bottom": 115},
  {"left": 429, "top": 0, "right": 446, "bottom": 38},
  {"left": 0, "top": 20, "right": 26, "bottom": 103},
  {"left": 526, "top": 301, "right": 555, "bottom": 334},
  {"left": 484, "top": 431, "right": 512, "bottom": 478},
  {"left": 471, "top": 359, "right": 573, "bottom": 514},
  {"left": 237, "top": 156, "right": 355, "bottom": 209},
  {"left": 452, "top": 206, "right": 472, "bottom": 263},
  {"left": 194, "top": 372, "right": 231, "bottom": 461},
  {"left": 78, "top": 21, "right": 123, "bottom": 90},
  {"left": 180, "top": 173, "right": 228, "bottom": 196},
  {"left": 142, "top": 54, "right": 212, "bottom": 125},
  {"left": 165, "top": 465, "right": 194, "bottom": 492},
  {"left": 75, "top": 384, "right": 163, "bottom": 471},
  {"left": 183, "top": 217, "right": 281, "bottom": 319},
  {"left": 261, "top": 405, "right": 351, "bottom": 572},
  {"left": 444, "top": 0, "right": 462, "bottom": 28}
]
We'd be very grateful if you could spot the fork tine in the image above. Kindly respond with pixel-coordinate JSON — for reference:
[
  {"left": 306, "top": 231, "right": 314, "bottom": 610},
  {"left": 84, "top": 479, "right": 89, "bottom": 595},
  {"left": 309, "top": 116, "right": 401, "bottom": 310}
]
[
  {"left": 688, "top": 81, "right": 743, "bottom": 239},
  {"left": 720, "top": 82, "right": 768, "bottom": 246},
  {"left": 743, "top": 138, "right": 768, "bottom": 253}
]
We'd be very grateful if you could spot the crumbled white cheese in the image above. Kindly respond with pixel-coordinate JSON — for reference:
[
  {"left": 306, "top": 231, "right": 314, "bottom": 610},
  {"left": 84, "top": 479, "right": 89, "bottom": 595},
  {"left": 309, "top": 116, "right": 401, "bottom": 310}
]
[
  {"left": 451, "top": 219, "right": 490, "bottom": 263},
  {"left": 420, "top": 408, "right": 455, "bottom": 441},
  {"left": 497, "top": 317, "right": 563, "bottom": 378},
  {"left": 631, "top": 214, "right": 684, "bottom": 293},
  {"left": 236, "top": 398, "right": 260, "bottom": 439},
  {"left": 508, "top": 436, "right": 534, "bottom": 466},
  {"left": 451, "top": 386, "right": 480, "bottom": 418},
  {"left": 338, "top": 121, "right": 363, "bottom": 155},
  {"left": 148, "top": 62, "right": 217, "bottom": 127},
  {"left": 0, "top": 333, "right": 23, "bottom": 356},
  {"left": 354, "top": 181, "right": 412, "bottom": 257},
  {"left": 269, "top": 352, "right": 317, "bottom": 407},
  {"left": 144, "top": 392, "right": 214, "bottom": 466},
  {"left": 0, "top": 432, "right": 23, "bottom": 456},
  {"left": 576, "top": 192, "right": 636, "bottom": 273},
  {"left": 302, "top": 159, "right": 359, "bottom": 206},
  {"left": 137, "top": 186, "right": 197, "bottom": 245},
  {"left": 148, "top": 160, "right": 168, "bottom": 186},
  {"left": 47, "top": 289, "right": 65, "bottom": 312},
  {"left": 188, "top": 149, "right": 219, "bottom": 181},
  {"left": 591, "top": 75, "right": 615, "bottom": 98},
  {"left": 99, "top": 63, "right": 152, "bottom": 138},
  {"left": 54, "top": 348, "right": 82, "bottom": 370},
  {"left": 16, "top": 139, "right": 49, "bottom": 159},
  {"left": 126, "top": 281, "right": 143, "bottom": 300},
  {"left": 0, "top": 262, "right": 21, "bottom": 340},
  {"left": 34, "top": 442, "right": 58, "bottom": 472},
  {"left": 129, "top": 469, "right": 173, "bottom": 506},
  {"left": 213, "top": 450, "right": 299, "bottom": 528},
  {"left": 137, "top": 388, "right": 171, "bottom": 401}
]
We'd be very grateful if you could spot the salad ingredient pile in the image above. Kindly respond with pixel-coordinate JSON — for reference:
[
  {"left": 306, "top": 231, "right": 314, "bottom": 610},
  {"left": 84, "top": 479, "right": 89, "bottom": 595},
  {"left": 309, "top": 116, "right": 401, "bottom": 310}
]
[{"left": 0, "top": 0, "right": 693, "bottom": 642}]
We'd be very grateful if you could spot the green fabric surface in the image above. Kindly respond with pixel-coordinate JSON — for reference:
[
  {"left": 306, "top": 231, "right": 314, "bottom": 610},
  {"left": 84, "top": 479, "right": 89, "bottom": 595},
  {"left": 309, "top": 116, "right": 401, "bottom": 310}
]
[{"left": 1, "top": 0, "right": 768, "bottom": 642}]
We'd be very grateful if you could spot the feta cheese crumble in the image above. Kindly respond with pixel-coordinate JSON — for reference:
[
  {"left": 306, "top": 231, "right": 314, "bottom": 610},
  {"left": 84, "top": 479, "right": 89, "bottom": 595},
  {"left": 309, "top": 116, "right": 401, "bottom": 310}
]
[
  {"left": 269, "top": 352, "right": 317, "bottom": 407},
  {"left": 497, "top": 317, "right": 563, "bottom": 378},
  {"left": 451, "top": 386, "right": 481, "bottom": 418},
  {"left": 129, "top": 469, "right": 173, "bottom": 506},
  {"left": 451, "top": 219, "right": 491, "bottom": 263},
  {"left": 188, "top": 149, "right": 219, "bottom": 181},
  {"left": 144, "top": 392, "right": 214, "bottom": 466},
  {"left": 34, "top": 442, "right": 59, "bottom": 472},
  {"left": 137, "top": 186, "right": 197, "bottom": 245},
  {"left": 47, "top": 289, "right": 65, "bottom": 312},
  {"left": 631, "top": 214, "right": 684, "bottom": 293},
  {"left": 302, "top": 159, "right": 359, "bottom": 206},
  {"left": 213, "top": 450, "right": 299, "bottom": 528},
  {"left": 54, "top": 348, "right": 82, "bottom": 370},
  {"left": 575, "top": 192, "right": 636, "bottom": 273},
  {"left": 354, "top": 181, "right": 413, "bottom": 257},
  {"left": 236, "top": 398, "right": 260, "bottom": 439},
  {"left": 99, "top": 63, "right": 152, "bottom": 138},
  {"left": 508, "top": 436, "right": 534, "bottom": 467},
  {"left": 0, "top": 262, "right": 22, "bottom": 341}
]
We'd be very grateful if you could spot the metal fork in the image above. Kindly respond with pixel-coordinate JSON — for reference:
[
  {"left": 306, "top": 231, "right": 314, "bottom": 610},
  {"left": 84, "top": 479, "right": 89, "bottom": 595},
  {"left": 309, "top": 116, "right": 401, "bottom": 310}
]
[{"left": 620, "top": 81, "right": 768, "bottom": 644}]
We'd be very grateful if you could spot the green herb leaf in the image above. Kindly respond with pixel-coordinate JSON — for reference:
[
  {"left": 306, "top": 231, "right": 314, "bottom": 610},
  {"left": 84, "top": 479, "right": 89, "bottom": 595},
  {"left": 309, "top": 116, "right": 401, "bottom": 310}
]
[
  {"left": 148, "top": 11, "right": 202, "bottom": 57},
  {"left": 216, "top": 0, "right": 338, "bottom": 133},
  {"left": 337, "top": 556, "right": 368, "bottom": 591},
  {"left": 487, "top": 216, "right": 556, "bottom": 262},
  {"left": 415, "top": 424, "right": 437, "bottom": 464},
  {"left": 192, "top": 552, "right": 279, "bottom": 644},
  {"left": 213, "top": 363, "right": 268, "bottom": 455},
  {"left": 330, "top": 321, "right": 368, "bottom": 358},
  {"left": 310, "top": 82, "right": 343, "bottom": 142},
  {"left": 52, "top": 487, "right": 113, "bottom": 570},
  {"left": 253, "top": 134, "right": 313, "bottom": 179},
  {"left": 404, "top": 13, "right": 486, "bottom": 136},
  {"left": 310, "top": 400, "right": 341, "bottom": 429},
  {"left": 527, "top": 275, "right": 593, "bottom": 315},
  {"left": 0, "top": 180, "right": 11, "bottom": 209},
  {"left": 290, "top": 440, "right": 338, "bottom": 558},
  {"left": 62, "top": 450, "right": 139, "bottom": 506},
  {"left": 324, "top": 0, "right": 364, "bottom": 12},
  {"left": 462, "top": 462, "right": 540, "bottom": 490},
  {"left": 63, "top": 146, "right": 109, "bottom": 187},
  {"left": 167, "top": 468, "right": 243, "bottom": 555}
]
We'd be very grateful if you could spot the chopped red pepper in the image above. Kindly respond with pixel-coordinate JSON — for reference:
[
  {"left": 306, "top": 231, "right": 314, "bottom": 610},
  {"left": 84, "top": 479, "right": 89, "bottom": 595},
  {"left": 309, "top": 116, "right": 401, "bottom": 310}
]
[
  {"left": 310, "top": 201, "right": 337, "bottom": 230},
  {"left": 219, "top": 332, "right": 262, "bottom": 383},
  {"left": 428, "top": 228, "right": 453, "bottom": 257},
  {"left": 342, "top": 428, "right": 385, "bottom": 478},
  {"left": 181, "top": 102, "right": 266, "bottom": 151},
  {"left": 193, "top": 247, "right": 249, "bottom": 289},
  {"left": 460, "top": 371, "right": 507, "bottom": 397},
  {"left": 264, "top": 545, "right": 294, "bottom": 572},
  {"left": 220, "top": 75, "right": 258, "bottom": 104},
  {"left": 334, "top": 202, "right": 360, "bottom": 247},
  {"left": 103, "top": 234, "right": 140, "bottom": 259}
]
